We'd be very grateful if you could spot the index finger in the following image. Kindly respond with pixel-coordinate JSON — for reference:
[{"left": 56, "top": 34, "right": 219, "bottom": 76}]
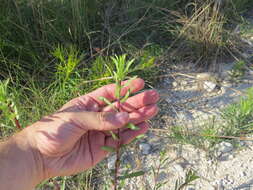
[{"left": 85, "top": 78, "right": 145, "bottom": 106}]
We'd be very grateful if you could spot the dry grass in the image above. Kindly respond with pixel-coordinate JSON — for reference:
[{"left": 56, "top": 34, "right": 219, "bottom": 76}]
[{"left": 164, "top": 0, "right": 248, "bottom": 67}]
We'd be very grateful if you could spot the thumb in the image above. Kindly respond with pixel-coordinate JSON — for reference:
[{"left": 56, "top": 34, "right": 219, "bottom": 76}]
[
  {"left": 60, "top": 111, "right": 130, "bottom": 131},
  {"left": 83, "top": 111, "right": 129, "bottom": 131}
]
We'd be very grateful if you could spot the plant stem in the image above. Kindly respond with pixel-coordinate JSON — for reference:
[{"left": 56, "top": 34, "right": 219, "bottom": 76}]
[
  {"left": 52, "top": 179, "right": 60, "bottom": 190},
  {"left": 114, "top": 83, "right": 122, "bottom": 190},
  {"left": 8, "top": 103, "right": 21, "bottom": 130},
  {"left": 13, "top": 117, "right": 21, "bottom": 130},
  {"left": 114, "top": 129, "right": 120, "bottom": 190}
]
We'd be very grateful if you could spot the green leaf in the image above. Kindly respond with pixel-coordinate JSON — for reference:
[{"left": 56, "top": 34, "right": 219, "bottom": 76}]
[
  {"left": 98, "top": 96, "right": 111, "bottom": 104},
  {"left": 118, "top": 171, "right": 145, "bottom": 180},
  {"left": 135, "top": 134, "right": 145, "bottom": 139},
  {"left": 130, "top": 57, "right": 155, "bottom": 73},
  {"left": 175, "top": 170, "right": 199, "bottom": 190},
  {"left": 110, "top": 131, "right": 119, "bottom": 140},
  {"left": 125, "top": 58, "right": 135, "bottom": 73},
  {"left": 98, "top": 97, "right": 117, "bottom": 111},
  {"left": 120, "top": 89, "right": 130, "bottom": 103},
  {"left": 122, "top": 76, "right": 137, "bottom": 89},
  {"left": 111, "top": 56, "right": 119, "bottom": 72},
  {"left": 115, "top": 81, "right": 121, "bottom": 99},
  {"left": 185, "top": 170, "right": 199, "bottom": 183},
  {"left": 105, "top": 64, "right": 113, "bottom": 77},
  {"left": 126, "top": 123, "right": 140, "bottom": 130},
  {"left": 129, "top": 134, "right": 145, "bottom": 145},
  {"left": 101, "top": 146, "right": 116, "bottom": 152}
]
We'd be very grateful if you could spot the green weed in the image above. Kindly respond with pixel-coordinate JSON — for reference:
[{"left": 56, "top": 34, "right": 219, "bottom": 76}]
[
  {"left": 221, "top": 87, "right": 253, "bottom": 136},
  {"left": 52, "top": 45, "right": 85, "bottom": 99},
  {"left": 170, "top": 124, "right": 220, "bottom": 150},
  {"left": 174, "top": 169, "right": 199, "bottom": 190},
  {"left": 0, "top": 79, "right": 21, "bottom": 135},
  {"left": 168, "top": 87, "right": 253, "bottom": 152},
  {"left": 99, "top": 54, "right": 145, "bottom": 190},
  {"left": 228, "top": 60, "right": 247, "bottom": 82},
  {"left": 151, "top": 150, "right": 170, "bottom": 190}
]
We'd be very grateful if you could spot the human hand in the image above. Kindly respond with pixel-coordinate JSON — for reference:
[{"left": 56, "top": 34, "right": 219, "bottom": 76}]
[{"left": 16, "top": 78, "right": 159, "bottom": 184}]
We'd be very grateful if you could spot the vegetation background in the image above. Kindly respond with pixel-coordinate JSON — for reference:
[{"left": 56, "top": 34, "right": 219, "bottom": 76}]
[{"left": 0, "top": 0, "right": 253, "bottom": 189}]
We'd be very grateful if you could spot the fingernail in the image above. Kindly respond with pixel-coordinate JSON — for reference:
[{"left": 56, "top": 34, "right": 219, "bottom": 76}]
[
  {"left": 116, "top": 112, "right": 129, "bottom": 123},
  {"left": 149, "top": 90, "right": 159, "bottom": 100},
  {"left": 149, "top": 90, "right": 158, "bottom": 96}
]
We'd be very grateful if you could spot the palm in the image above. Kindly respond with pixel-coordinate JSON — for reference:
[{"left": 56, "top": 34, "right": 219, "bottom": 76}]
[
  {"left": 44, "top": 130, "right": 108, "bottom": 177},
  {"left": 29, "top": 79, "right": 159, "bottom": 179}
]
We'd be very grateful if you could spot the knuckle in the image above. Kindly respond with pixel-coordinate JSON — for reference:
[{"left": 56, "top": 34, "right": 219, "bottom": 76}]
[
  {"left": 98, "top": 112, "right": 107, "bottom": 130},
  {"left": 75, "top": 97, "right": 89, "bottom": 111}
]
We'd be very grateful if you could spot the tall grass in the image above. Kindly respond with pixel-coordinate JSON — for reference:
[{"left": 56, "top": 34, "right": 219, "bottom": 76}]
[
  {"left": 164, "top": 0, "right": 244, "bottom": 66},
  {"left": 221, "top": 87, "right": 253, "bottom": 136},
  {"left": 1, "top": 0, "right": 251, "bottom": 75},
  {"left": 162, "top": 0, "right": 253, "bottom": 67}
]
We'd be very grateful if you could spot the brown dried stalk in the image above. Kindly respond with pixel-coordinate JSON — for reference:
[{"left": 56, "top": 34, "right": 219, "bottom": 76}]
[{"left": 7, "top": 103, "right": 21, "bottom": 130}]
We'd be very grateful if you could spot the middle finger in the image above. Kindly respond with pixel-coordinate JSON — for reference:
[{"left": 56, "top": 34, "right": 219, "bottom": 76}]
[{"left": 102, "top": 90, "right": 159, "bottom": 113}]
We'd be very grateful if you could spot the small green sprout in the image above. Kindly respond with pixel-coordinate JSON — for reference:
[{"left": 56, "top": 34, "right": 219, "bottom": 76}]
[
  {"left": 101, "top": 54, "right": 140, "bottom": 150},
  {"left": 100, "top": 54, "right": 144, "bottom": 189},
  {"left": 174, "top": 169, "right": 199, "bottom": 190}
]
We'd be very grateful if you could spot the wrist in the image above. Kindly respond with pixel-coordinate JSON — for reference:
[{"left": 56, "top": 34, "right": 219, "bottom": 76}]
[{"left": 0, "top": 128, "right": 45, "bottom": 190}]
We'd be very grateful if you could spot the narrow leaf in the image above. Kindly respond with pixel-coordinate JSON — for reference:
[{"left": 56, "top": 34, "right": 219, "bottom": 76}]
[
  {"left": 110, "top": 131, "right": 119, "bottom": 140},
  {"left": 115, "top": 82, "right": 121, "bottom": 99},
  {"left": 118, "top": 171, "right": 145, "bottom": 180},
  {"left": 105, "top": 64, "right": 113, "bottom": 76},
  {"left": 98, "top": 97, "right": 117, "bottom": 111},
  {"left": 111, "top": 56, "right": 119, "bottom": 72},
  {"left": 101, "top": 146, "right": 116, "bottom": 152},
  {"left": 185, "top": 170, "right": 199, "bottom": 183},
  {"left": 122, "top": 76, "right": 137, "bottom": 88},
  {"left": 120, "top": 89, "right": 130, "bottom": 103},
  {"left": 125, "top": 58, "right": 135, "bottom": 73},
  {"left": 126, "top": 123, "right": 140, "bottom": 130},
  {"left": 135, "top": 134, "right": 145, "bottom": 139}
]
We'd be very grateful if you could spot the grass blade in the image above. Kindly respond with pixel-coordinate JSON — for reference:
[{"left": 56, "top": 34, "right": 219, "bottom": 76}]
[
  {"left": 110, "top": 131, "right": 119, "bottom": 140},
  {"left": 101, "top": 146, "right": 116, "bottom": 152},
  {"left": 98, "top": 96, "right": 117, "bottom": 111},
  {"left": 122, "top": 76, "right": 137, "bottom": 89},
  {"left": 118, "top": 171, "right": 145, "bottom": 180},
  {"left": 126, "top": 123, "right": 140, "bottom": 130},
  {"left": 120, "top": 89, "right": 130, "bottom": 103}
]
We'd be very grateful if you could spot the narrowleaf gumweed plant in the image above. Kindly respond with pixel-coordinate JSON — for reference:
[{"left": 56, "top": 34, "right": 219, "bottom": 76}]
[{"left": 99, "top": 54, "right": 145, "bottom": 190}]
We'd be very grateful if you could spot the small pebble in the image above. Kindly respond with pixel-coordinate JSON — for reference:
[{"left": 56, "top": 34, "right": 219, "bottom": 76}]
[
  {"left": 229, "top": 154, "right": 234, "bottom": 159},
  {"left": 173, "top": 164, "right": 185, "bottom": 177},
  {"left": 196, "top": 73, "right": 212, "bottom": 80},
  {"left": 239, "top": 141, "right": 246, "bottom": 146},
  {"left": 139, "top": 143, "right": 151, "bottom": 155},
  {"left": 239, "top": 171, "right": 247, "bottom": 177},
  {"left": 107, "top": 155, "right": 117, "bottom": 170},
  {"left": 172, "top": 81, "right": 178, "bottom": 87},
  {"left": 186, "top": 188, "right": 195, "bottom": 190},
  {"left": 203, "top": 81, "right": 217, "bottom": 92},
  {"left": 217, "top": 142, "right": 234, "bottom": 153},
  {"left": 181, "top": 80, "right": 188, "bottom": 86}
]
